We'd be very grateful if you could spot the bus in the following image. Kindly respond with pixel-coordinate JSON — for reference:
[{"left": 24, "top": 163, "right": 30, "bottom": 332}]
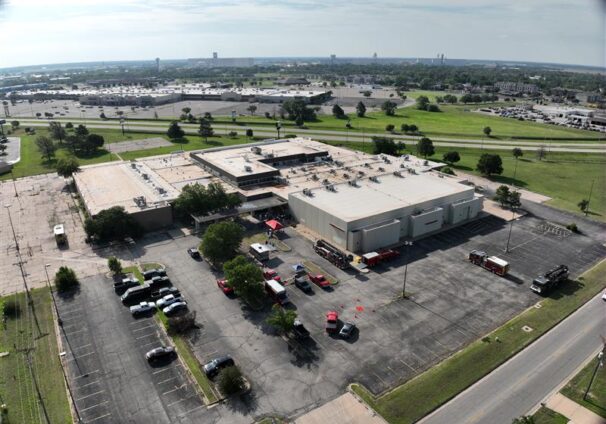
[{"left": 265, "top": 279, "right": 289, "bottom": 306}]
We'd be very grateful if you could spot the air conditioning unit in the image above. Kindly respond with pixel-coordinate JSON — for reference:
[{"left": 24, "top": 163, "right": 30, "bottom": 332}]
[
  {"left": 326, "top": 184, "right": 336, "bottom": 192},
  {"left": 369, "top": 176, "right": 379, "bottom": 183},
  {"left": 244, "top": 165, "right": 253, "bottom": 172},
  {"left": 348, "top": 180, "right": 358, "bottom": 187},
  {"left": 393, "top": 171, "right": 403, "bottom": 177}
]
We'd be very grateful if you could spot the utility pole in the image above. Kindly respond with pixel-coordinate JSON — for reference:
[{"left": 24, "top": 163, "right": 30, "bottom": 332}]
[
  {"left": 276, "top": 121, "right": 282, "bottom": 139},
  {"left": 585, "top": 179, "right": 595, "bottom": 217},
  {"left": 583, "top": 348, "right": 604, "bottom": 401},
  {"left": 402, "top": 241, "right": 413, "bottom": 298},
  {"left": 505, "top": 208, "right": 516, "bottom": 253},
  {"left": 5, "top": 204, "right": 32, "bottom": 303}
]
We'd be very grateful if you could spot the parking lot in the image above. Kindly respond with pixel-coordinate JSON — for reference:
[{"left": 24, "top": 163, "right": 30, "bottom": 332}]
[
  {"left": 126, "top": 212, "right": 606, "bottom": 420},
  {"left": 55, "top": 274, "right": 207, "bottom": 424}
]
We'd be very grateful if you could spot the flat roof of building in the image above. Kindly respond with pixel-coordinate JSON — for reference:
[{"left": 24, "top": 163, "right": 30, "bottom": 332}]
[{"left": 290, "top": 172, "right": 474, "bottom": 222}]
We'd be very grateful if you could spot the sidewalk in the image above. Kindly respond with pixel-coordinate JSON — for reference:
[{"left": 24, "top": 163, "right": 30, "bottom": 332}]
[
  {"left": 294, "top": 392, "right": 386, "bottom": 424},
  {"left": 545, "top": 393, "right": 606, "bottom": 424}
]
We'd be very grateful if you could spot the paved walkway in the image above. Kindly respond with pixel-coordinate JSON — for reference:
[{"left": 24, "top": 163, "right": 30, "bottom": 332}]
[
  {"left": 545, "top": 393, "right": 606, "bottom": 424},
  {"left": 106, "top": 136, "right": 173, "bottom": 153},
  {"left": 294, "top": 392, "right": 387, "bottom": 424}
]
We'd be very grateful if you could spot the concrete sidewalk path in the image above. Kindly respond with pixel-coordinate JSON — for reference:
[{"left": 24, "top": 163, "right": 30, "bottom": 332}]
[
  {"left": 545, "top": 393, "right": 606, "bottom": 424},
  {"left": 294, "top": 392, "right": 386, "bottom": 424}
]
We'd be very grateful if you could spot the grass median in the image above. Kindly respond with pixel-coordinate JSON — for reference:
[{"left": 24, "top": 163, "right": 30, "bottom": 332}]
[
  {"left": 0, "top": 288, "right": 71, "bottom": 424},
  {"left": 351, "top": 259, "right": 606, "bottom": 424}
]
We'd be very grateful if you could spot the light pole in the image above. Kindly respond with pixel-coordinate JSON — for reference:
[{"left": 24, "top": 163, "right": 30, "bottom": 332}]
[
  {"left": 505, "top": 206, "right": 518, "bottom": 253},
  {"left": 5, "top": 204, "right": 32, "bottom": 302},
  {"left": 276, "top": 121, "right": 282, "bottom": 139},
  {"left": 402, "top": 241, "right": 413, "bottom": 298},
  {"left": 583, "top": 349, "right": 604, "bottom": 401},
  {"left": 585, "top": 179, "right": 595, "bottom": 217},
  {"left": 44, "top": 264, "right": 61, "bottom": 325},
  {"left": 120, "top": 118, "right": 125, "bottom": 136},
  {"left": 512, "top": 155, "right": 520, "bottom": 188}
]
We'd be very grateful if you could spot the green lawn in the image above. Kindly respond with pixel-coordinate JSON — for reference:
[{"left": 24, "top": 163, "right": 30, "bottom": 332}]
[
  {"left": 561, "top": 356, "right": 606, "bottom": 418},
  {"left": 532, "top": 407, "right": 569, "bottom": 424},
  {"left": 0, "top": 289, "right": 71, "bottom": 424},
  {"left": 214, "top": 104, "right": 601, "bottom": 141},
  {"left": 326, "top": 140, "right": 606, "bottom": 221},
  {"left": 351, "top": 260, "right": 606, "bottom": 424}
]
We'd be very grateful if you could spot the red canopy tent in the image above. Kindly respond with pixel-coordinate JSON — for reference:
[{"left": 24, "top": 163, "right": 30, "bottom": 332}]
[{"left": 265, "top": 219, "right": 284, "bottom": 231}]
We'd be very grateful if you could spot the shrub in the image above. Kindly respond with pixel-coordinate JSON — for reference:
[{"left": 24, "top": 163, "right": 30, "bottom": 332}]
[
  {"left": 108, "top": 256, "right": 123, "bottom": 275},
  {"left": 441, "top": 166, "right": 455, "bottom": 175},
  {"left": 54, "top": 266, "right": 80, "bottom": 292},
  {"left": 228, "top": 131, "right": 238, "bottom": 138},
  {"left": 217, "top": 366, "right": 245, "bottom": 395},
  {"left": 2, "top": 298, "right": 21, "bottom": 319},
  {"left": 385, "top": 124, "right": 395, "bottom": 132},
  {"left": 566, "top": 223, "right": 579, "bottom": 233}
]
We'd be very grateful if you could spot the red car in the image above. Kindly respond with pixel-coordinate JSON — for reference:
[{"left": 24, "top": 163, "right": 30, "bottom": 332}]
[
  {"left": 309, "top": 273, "right": 330, "bottom": 288},
  {"left": 216, "top": 279, "right": 234, "bottom": 295},
  {"left": 326, "top": 311, "right": 339, "bottom": 333},
  {"left": 263, "top": 269, "right": 282, "bottom": 284}
]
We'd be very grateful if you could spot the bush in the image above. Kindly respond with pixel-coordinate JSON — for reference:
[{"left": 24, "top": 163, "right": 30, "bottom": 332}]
[
  {"left": 283, "top": 134, "right": 297, "bottom": 139},
  {"left": 441, "top": 166, "right": 455, "bottom": 175},
  {"left": 54, "top": 266, "right": 79, "bottom": 292},
  {"left": 217, "top": 366, "right": 245, "bottom": 395},
  {"left": 2, "top": 298, "right": 21, "bottom": 318},
  {"left": 228, "top": 131, "right": 238, "bottom": 138},
  {"left": 385, "top": 124, "right": 395, "bottom": 132},
  {"left": 566, "top": 223, "right": 580, "bottom": 233},
  {"left": 108, "top": 256, "right": 123, "bottom": 275}
]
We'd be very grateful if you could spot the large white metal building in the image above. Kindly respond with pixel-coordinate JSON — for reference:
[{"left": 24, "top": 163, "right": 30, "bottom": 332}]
[{"left": 288, "top": 172, "right": 483, "bottom": 253}]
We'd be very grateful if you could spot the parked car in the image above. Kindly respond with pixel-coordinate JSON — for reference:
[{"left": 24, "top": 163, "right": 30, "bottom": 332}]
[
  {"left": 143, "top": 268, "right": 166, "bottom": 281},
  {"left": 129, "top": 301, "right": 155, "bottom": 316},
  {"left": 309, "top": 273, "right": 330, "bottom": 289},
  {"left": 113, "top": 277, "right": 139, "bottom": 294},
  {"left": 292, "top": 319, "right": 310, "bottom": 340},
  {"left": 156, "top": 294, "right": 182, "bottom": 309},
  {"left": 339, "top": 322, "right": 356, "bottom": 339},
  {"left": 263, "top": 269, "right": 281, "bottom": 283},
  {"left": 602, "top": 289, "right": 606, "bottom": 301},
  {"left": 145, "top": 346, "right": 175, "bottom": 362},
  {"left": 187, "top": 247, "right": 201, "bottom": 259},
  {"left": 203, "top": 355, "right": 235, "bottom": 378},
  {"left": 148, "top": 275, "right": 172, "bottom": 290},
  {"left": 294, "top": 275, "right": 313, "bottom": 293},
  {"left": 150, "top": 287, "right": 180, "bottom": 301},
  {"left": 163, "top": 301, "right": 187, "bottom": 316},
  {"left": 326, "top": 311, "right": 339, "bottom": 333},
  {"left": 216, "top": 279, "right": 234, "bottom": 295}
]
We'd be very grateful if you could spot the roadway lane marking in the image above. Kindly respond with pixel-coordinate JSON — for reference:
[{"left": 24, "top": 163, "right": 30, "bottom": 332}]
[
  {"left": 80, "top": 400, "right": 109, "bottom": 413},
  {"left": 86, "top": 413, "right": 111, "bottom": 423},
  {"left": 75, "top": 390, "right": 105, "bottom": 401}
]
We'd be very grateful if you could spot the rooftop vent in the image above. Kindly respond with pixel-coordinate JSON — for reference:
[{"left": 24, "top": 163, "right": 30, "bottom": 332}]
[
  {"left": 369, "top": 176, "right": 379, "bottom": 183},
  {"left": 393, "top": 171, "right": 403, "bottom": 177},
  {"left": 251, "top": 146, "right": 262, "bottom": 154},
  {"left": 302, "top": 188, "right": 313, "bottom": 197},
  {"left": 325, "top": 184, "right": 336, "bottom": 192},
  {"left": 378, "top": 167, "right": 385, "bottom": 172},
  {"left": 244, "top": 165, "right": 253, "bottom": 173},
  {"left": 348, "top": 180, "right": 358, "bottom": 187}
]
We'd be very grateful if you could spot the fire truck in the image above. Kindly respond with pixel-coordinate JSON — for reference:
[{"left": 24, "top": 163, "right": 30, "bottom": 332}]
[
  {"left": 314, "top": 239, "right": 350, "bottom": 269},
  {"left": 361, "top": 249, "right": 400, "bottom": 267},
  {"left": 530, "top": 265, "right": 569, "bottom": 295},
  {"left": 469, "top": 250, "right": 510, "bottom": 276}
]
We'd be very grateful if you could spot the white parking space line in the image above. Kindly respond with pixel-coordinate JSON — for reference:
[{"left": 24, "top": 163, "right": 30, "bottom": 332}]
[
  {"left": 130, "top": 318, "right": 153, "bottom": 326},
  {"left": 177, "top": 404, "right": 205, "bottom": 417},
  {"left": 162, "top": 384, "right": 186, "bottom": 396},
  {"left": 156, "top": 376, "right": 178, "bottom": 385},
  {"left": 135, "top": 332, "right": 157, "bottom": 340},
  {"left": 59, "top": 315, "right": 83, "bottom": 323},
  {"left": 86, "top": 413, "right": 112, "bottom": 423},
  {"left": 139, "top": 340, "right": 162, "bottom": 349},
  {"left": 75, "top": 379, "right": 101, "bottom": 390},
  {"left": 60, "top": 307, "right": 83, "bottom": 316},
  {"left": 67, "top": 351, "right": 96, "bottom": 362},
  {"left": 75, "top": 389, "right": 105, "bottom": 401},
  {"left": 76, "top": 370, "right": 99, "bottom": 379},
  {"left": 80, "top": 400, "right": 109, "bottom": 413},
  {"left": 72, "top": 343, "right": 93, "bottom": 351},
  {"left": 132, "top": 324, "right": 156, "bottom": 333},
  {"left": 64, "top": 327, "right": 89, "bottom": 336},
  {"left": 152, "top": 367, "right": 174, "bottom": 375},
  {"left": 166, "top": 394, "right": 198, "bottom": 407}
]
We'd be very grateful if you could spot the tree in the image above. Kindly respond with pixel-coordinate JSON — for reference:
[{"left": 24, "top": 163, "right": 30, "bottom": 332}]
[
  {"left": 396, "top": 141, "right": 406, "bottom": 154},
  {"left": 0, "top": 144, "right": 6, "bottom": 155},
  {"left": 332, "top": 104, "right": 346, "bottom": 119},
  {"left": 363, "top": 91, "right": 371, "bottom": 98},
  {"left": 536, "top": 145, "right": 547, "bottom": 161},
  {"left": 246, "top": 105, "right": 257, "bottom": 116},
  {"left": 356, "top": 101, "right": 366, "bottom": 117},
  {"left": 426, "top": 104, "right": 440, "bottom": 112},
  {"left": 201, "top": 222, "right": 244, "bottom": 264},
  {"left": 409, "top": 124, "right": 418, "bottom": 133},
  {"left": 198, "top": 118, "right": 214, "bottom": 141},
  {"left": 442, "top": 151, "right": 460, "bottom": 165},
  {"left": 65, "top": 122, "right": 74, "bottom": 130},
  {"left": 495, "top": 185, "right": 511, "bottom": 207},
  {"left": 578, "top": 199, "right": 589, "bottom": 213},
  {"left": 35, "top": 136, "right": 57, "bottom": 161},
  {"left": 56, "top": 157, "right": 80, "bottom": 178},
  {"left": 512, "top": 416, "right": 535, "bottom": 424},
  {"left": 75, "top": 124, "right": 89, "bottom": 138},
  {"left": 246, "top": 129, "right": 254, "bottom": 138},
  {"left": 476, "top": 153, "right": 503, "bottom": 176},
  {"left": 381, "top": 100, "right": 397, "bottom": 116},
  {"left": 401, "top": 124, "right": 410, "bottom": 132},
  {"left": 217, "top": 366, "right": 245, "bottom": 395},
  {"left": 372, "top": 137, "right": 398, "bottom": 155},
  {"left": 385, "top": 124, "right": 395, "bottom": 132},
  {"left": 483, "top": 126, "right": 492, "bottom": 137},
  {"left": 223, "top": 255, "right": 264, "bottom": 303},
  {"left": 54, "top": 266, "right": 79, "bottom": 292},
  {"left": 99, "top": 113, "right": 107, "bottom": 120},
  {"left": 49, "top": 121, "right": 66, "bottom": 142},
  {"left": 108, "top": 256, "right": 122, "bottom": 275},
  {"left": 81, "top": 134, "right": 104, "bottom": 155},
  {"left": 508, "top": 190, "right": 521, "bottom": 209},
  {"left": 64, "top": 135, "right": 79, "bottom": 153},
  {"left": 512, "top": 147, "right": 523, "bottom": 159},
  {"left": 204, "top": 112, "right": 213, "bottom": 121},
  {"left": 174, "top": 182, "right": 241, "bottom": 218},
  {"left": 266, "top": 304, "right": 297, "bottom": 336},
  {"left": 228, "top": 131, "right": 237, "bottom": 138},
  {"left": 416, "top": 96, "right": 430, "bottom": 110},
  {"left": 84, "top": 206, "right": 143, "bottom": 242},
  {"left": 167, "top": 121, "right": 185, "bottom": 139},
  {"left": 416, "top": 137, "right": 435, "bottom": 158},
  {"left": 10, "top": 120, "right": 19, "bottom": 129},
  {"left": 181, "top": 107, "right": 191, "bottom": 116},
  {"left": 282, "top": 98, "right": 316, "bottom": 122}
]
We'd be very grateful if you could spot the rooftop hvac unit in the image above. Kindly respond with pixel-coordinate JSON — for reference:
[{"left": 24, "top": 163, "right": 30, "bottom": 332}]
[
  {"left": 157, "top": 187, "right": 166, "bottom": 194},
  {"left": 403, "top": 155, "right": 410, "bottom": 161},
  {"left": 343, "top": 173, "right": 350, "bottom": 179},
  {"left": 335, "top": 160, "right": 344, "bottom": 166},
  {"left": 130, "top": 162, "right": 137, "bottom": 169},
  {"left": 325, "top": 184, "right": 336, "bottom": 192},
  {"left": 378, "top": 167, "right": 385, "bottom": 172},
  {"left": 400, "top": 163, "right": 406, "bottom": 168},
  {"left": 302, "top": 188, "right": 313, "bottom": 197},
  {"left": 357, "top": 171, "right": 365, "bottom": 177},
  {"left": 329, "top": 169, "right": 336, "bottom": 174},
  {"left": 369, "top": 176, "right": 379, "bottom": 183},
  {"left": 364, "top": 163, "right": 371, "bottom": 168},
  {"left": 142, "top": 173, "right": 149, "bottom": 180},
  {"left": 244, "top": 165, "right": 253, "bottom": 172},
  {"left": 348, "top": 180, "right": 358, "bottom": 187},
  {"left": 251, "top": 146, "right": 262, "bottom": 154},
  {"left": 393, "top": 171, "right": 403, "bottom": 177},
  {"left": 423, "top": 160, "right": 428, "bottom": 166},
  {"left": 322, "top": 179, "right": 330, "bottom": 185},
  {"left": 311, "top": 174, "right": 319, "bottom": 181}
]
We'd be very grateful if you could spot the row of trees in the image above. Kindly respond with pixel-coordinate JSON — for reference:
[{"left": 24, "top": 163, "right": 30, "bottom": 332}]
[
  {"left": 416, "top": 96, "right": 440, "bottom": 112},
  {"left": 36, "top": 123, "right": 105, "bottom": 162}
]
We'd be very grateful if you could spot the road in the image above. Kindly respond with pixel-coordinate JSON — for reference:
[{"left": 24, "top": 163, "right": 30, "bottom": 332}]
[
  {"left": 419, "top": 291, "right": 606, "bottom": 424},
  {"left": 16, "top": 118, "right": 606, "bottom": 153}
]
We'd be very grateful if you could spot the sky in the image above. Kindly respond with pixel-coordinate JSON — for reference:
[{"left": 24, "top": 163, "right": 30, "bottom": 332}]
[{"left": 0, "top": 0, "right": 604, "bottom": 69}]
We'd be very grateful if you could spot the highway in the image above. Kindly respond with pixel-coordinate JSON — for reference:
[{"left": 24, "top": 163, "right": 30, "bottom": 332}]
[
  {"left": 16, "top": 118, "right": 606, "bottom": 153},
  {"left": 419, "top": 291, "right": 606, "bottom": 424}
]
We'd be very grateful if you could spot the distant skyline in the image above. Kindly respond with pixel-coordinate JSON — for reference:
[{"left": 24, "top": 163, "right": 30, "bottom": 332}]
[{"left": 0, "top": 0, "right": 604, "bottom": 69}]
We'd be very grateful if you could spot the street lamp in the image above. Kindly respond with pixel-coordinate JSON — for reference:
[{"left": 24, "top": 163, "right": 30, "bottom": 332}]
[
  {"left": 583, "top": 349, "right": 604, "bottom": 401},
  {"left": 120, "top": 118, "right": 125, "bottom": 136},
  {"left": 44, "top": 264, "right": 61, "bottom": 325},
  {"left": 276, "top": 121, "right": 282, "bottom": 139},
  {"left": 402, "top": 241, "right": 413, "bottom": 298}
]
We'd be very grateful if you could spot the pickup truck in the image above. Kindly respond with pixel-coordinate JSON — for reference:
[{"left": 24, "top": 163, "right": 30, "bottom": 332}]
[
  {"left": 309, "top": 273, "right": 330, "bottom": 289},
  {"left": 113, "top": 277, "right": 139, "bottom": 294},
  {"left": 292, "top": 319, "right": 310, "bottom": 340}
]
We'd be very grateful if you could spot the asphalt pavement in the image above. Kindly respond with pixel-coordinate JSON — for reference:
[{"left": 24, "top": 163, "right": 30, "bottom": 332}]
[{"left": 419, "top": 291, "right": 606, "bottom": 424}]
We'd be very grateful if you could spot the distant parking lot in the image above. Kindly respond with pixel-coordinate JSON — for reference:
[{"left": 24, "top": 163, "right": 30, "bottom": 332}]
[
  {"left": 55, "top": 274, "right": 206, "bottom": 424},
  {"left": 127, "top": 212, "right": 606, "bottom": 420}
]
